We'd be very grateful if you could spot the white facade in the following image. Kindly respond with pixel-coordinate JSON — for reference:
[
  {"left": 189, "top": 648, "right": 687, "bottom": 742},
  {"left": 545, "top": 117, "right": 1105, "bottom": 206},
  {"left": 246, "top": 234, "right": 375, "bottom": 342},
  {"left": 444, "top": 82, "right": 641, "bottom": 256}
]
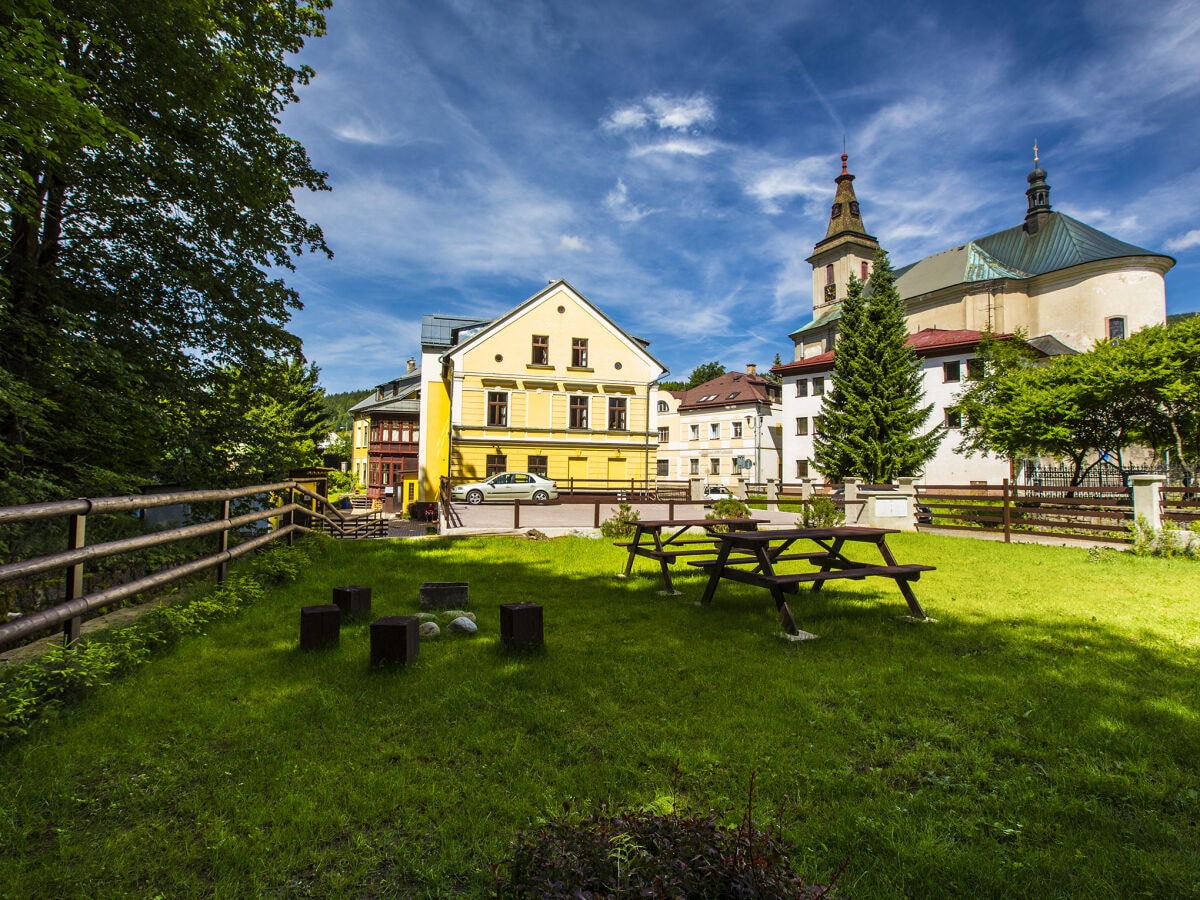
[
  {"left": 655, "top": 372, "right": 783, "bottom": 487},
  {"left": 777, "top": 331, "right": 1011, "bottom": 486}
]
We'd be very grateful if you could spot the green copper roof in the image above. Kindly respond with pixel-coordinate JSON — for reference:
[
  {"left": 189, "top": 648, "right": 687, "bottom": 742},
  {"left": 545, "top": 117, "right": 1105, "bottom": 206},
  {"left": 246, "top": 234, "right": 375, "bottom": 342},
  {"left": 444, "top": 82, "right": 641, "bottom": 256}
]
[
  {"left": 787, "top": 301, "right": 843, "bottom": 341},
  {"left": 894, "top": 212, "right": 1173, "bottom": 298}
]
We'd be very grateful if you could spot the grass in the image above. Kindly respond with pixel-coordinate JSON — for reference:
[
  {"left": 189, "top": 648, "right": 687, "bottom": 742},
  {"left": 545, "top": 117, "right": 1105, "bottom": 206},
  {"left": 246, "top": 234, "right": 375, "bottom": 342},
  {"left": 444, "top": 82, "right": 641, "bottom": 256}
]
[{"left": 1, "top": 532, "right": 1198, "bottom": 897}]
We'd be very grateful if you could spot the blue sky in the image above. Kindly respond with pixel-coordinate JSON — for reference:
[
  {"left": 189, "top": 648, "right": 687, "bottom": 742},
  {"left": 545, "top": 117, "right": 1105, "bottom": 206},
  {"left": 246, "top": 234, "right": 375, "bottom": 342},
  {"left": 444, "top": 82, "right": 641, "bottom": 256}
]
[{"left": 280, "top": 0, "right": 1200, "bottom": 393}]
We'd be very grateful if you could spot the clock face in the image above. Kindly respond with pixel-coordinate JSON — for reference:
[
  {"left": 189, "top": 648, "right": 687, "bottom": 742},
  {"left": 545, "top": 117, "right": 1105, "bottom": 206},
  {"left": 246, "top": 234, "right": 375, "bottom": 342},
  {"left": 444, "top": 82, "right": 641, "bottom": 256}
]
[{"left": 823, "top": 283, "right": 837, "bottom": 303}]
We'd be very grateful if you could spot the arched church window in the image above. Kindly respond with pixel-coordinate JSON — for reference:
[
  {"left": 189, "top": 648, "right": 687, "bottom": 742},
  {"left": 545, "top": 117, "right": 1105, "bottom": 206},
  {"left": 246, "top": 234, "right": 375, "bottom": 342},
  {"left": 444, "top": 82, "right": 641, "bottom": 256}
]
[{"left": 825, "top": 264, "right": 834, "bottom": 285}]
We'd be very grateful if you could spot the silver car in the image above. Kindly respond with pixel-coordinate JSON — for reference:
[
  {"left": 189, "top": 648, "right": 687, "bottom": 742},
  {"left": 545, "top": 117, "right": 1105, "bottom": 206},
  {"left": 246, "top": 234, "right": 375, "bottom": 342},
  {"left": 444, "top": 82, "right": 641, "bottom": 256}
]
[{"left": 451, "top": 472, "right": 559, "bottom": 504}]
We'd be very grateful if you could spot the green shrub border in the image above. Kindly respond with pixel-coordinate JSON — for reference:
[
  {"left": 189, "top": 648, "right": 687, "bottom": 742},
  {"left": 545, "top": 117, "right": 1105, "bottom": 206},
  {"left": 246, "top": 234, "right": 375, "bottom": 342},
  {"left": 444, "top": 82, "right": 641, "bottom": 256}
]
[{"left": 0, "top": 536, "right": 325, "bottom": 745}]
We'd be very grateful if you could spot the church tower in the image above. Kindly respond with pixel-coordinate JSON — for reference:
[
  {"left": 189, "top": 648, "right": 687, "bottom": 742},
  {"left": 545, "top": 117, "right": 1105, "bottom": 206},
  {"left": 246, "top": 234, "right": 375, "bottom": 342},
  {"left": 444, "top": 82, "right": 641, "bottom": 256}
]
[
  {"left": 805, "top": 153, "right": 879, "bottom": 314},
  {"left": 1023, "top": 141, "right": 1053, "bottom": 235}
]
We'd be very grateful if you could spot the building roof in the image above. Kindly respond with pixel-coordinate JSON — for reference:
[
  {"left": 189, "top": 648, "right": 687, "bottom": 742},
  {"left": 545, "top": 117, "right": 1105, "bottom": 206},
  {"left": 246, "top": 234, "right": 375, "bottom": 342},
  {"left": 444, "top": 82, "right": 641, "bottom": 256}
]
[
  {"left": 675, "top": 370, "right": 780, "bottom": 411},
  {"left": 772, "top": 328, "right": 1004, "bottom": 376},
  {"left": 893, "top": 212, "right": 1173, "bottom": 299},
  {"left": 439, "top": 279, "right": 668, "bottom": 375},
  {"left": 420, "top": 314, "right": 493, "bottom": 349},
  {"left": 350, "top": 367, "right": 422, "bottom": 415}
]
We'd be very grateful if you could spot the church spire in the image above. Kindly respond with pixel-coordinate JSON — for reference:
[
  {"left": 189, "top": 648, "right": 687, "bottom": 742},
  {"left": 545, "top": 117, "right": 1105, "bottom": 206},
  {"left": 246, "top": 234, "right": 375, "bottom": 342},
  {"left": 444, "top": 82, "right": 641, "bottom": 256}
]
[
  {"left": 824, "top": 152, "right": 869, "bottom": 241},
  {"left": 807, "top": 152, "right": 880, "bottom": 312},
  {"left": 1024, "top": 140, "right": 1052, "bottom": 234}
]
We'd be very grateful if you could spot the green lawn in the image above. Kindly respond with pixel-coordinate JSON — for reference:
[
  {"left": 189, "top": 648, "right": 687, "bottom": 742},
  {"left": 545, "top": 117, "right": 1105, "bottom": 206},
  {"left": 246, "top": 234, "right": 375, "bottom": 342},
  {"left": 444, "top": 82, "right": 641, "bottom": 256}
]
[{"left": 2, "top": 533, "right": 1197, "bottom": 897}]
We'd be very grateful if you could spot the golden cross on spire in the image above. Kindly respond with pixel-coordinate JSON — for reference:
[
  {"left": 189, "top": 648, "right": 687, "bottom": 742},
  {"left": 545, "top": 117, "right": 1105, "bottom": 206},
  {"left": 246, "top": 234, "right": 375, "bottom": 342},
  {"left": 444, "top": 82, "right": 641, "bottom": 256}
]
[{"left": 1033, "top": 139, "right": 1039, "bottom": 166}]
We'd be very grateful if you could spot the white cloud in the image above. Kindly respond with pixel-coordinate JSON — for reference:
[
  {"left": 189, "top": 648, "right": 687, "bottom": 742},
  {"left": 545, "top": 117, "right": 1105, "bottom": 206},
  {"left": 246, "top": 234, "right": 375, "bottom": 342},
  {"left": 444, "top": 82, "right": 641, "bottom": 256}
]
[
  {"left": 602, "top": 93, "right": 716, "bottom": 133},
  {"left": 743, "top": 158, "right": 828, "bottom": 214},
  {"left": 557, "top": 234, "right": 591, "bottom": 252},
  {"left": 629, "top": 138, "right": 718, "bottom": 158},
  {"left": 604, "top": 179, "right": 660, "bottom": 223},
  {"left": 332, "top": 117, "right": 393, "bottom": 145},
  {"left": 1166, "top": 229, "right": 1200, "bottom": 253}
]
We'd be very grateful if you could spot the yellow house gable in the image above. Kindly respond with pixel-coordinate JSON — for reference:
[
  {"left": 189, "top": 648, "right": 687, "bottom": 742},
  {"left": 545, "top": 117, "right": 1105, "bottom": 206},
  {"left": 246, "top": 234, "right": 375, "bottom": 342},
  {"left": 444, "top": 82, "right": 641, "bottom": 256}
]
[{"left": 437, "top": 281, "right": 668, "bottom": 488}]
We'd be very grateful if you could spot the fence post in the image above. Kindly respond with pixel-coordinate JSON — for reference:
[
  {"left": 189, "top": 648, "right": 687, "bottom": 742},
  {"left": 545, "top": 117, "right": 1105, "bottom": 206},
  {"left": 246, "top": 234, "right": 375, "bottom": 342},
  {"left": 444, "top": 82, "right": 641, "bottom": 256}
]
[
  {"left": 594, "top": 502, "right": 601, "bottom": 529},
  {"left": 1003, "top": 478, "right": 1012, "bottom": 543},
  {"left": 217, "top": 499, "right": 231, "bottom": 584},
  {"left": 63, "top": 510, "right": 86, "bottom": 646},
  {"left": 1128, "top": 474, "right": 1165, "bottom": 531},
  {"left": 285, "top": 487, "right": 296, "bottom": 546},
  {"left": 513, "top": 499, "right": 521, "bottom": 530}
]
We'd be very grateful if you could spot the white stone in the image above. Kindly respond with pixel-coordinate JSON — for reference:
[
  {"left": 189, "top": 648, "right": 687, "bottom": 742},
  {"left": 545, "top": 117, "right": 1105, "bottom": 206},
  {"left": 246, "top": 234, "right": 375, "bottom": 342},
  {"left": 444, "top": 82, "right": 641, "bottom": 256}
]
[{"left": 419, "top": 621, "right": 441, "bottom": 639}]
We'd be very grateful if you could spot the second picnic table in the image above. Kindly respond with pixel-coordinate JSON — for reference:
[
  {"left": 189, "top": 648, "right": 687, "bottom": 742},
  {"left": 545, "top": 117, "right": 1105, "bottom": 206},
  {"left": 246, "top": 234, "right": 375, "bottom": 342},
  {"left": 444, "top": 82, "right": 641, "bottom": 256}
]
[
  {"left": 692, "top": 526, "right": 935, "bottom": 638},
  {"left": 615, "top": 518, "right": 767, "bottom": 594}
]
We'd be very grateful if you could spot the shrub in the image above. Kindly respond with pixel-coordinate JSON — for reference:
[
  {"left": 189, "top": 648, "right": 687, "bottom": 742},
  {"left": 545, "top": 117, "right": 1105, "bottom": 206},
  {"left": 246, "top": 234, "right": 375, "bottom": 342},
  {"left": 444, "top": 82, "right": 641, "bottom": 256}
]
[
  {"left": 495, "top": 777, "right": 842, "bottom": 897},
  {"left": 1128, "top": 515, "right": 1200, "bottom": 558},
  {"left": 705, "top": 497, "right": 753, "bottom": 532},
  {"left": 796, "top": 496, "right": 846, "bottom": 529},
  {"left": 600, "top": 502, "right": 640, "bottom": 539}
]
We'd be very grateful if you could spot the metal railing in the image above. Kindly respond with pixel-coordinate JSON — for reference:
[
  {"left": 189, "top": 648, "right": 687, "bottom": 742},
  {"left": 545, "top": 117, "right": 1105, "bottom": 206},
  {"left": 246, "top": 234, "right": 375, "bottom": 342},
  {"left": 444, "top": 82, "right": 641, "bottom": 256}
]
[{"left": 0, "top": 480, "right": 380, "bottom": 652}]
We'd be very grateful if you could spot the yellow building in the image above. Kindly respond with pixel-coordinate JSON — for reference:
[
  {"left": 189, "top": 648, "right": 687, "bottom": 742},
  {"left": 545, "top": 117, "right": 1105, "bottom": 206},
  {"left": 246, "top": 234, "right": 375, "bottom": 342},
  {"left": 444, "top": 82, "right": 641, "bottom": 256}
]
[{"left": 418, "top": 281, "right": 667, "bottom": 498}]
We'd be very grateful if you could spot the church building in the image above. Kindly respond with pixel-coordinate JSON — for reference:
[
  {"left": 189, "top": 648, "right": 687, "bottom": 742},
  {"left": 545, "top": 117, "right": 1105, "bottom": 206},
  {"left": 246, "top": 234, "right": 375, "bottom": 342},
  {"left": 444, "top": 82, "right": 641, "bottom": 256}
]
[{"left": 776, "top": 150, "right": 1175, "bottom": 484}]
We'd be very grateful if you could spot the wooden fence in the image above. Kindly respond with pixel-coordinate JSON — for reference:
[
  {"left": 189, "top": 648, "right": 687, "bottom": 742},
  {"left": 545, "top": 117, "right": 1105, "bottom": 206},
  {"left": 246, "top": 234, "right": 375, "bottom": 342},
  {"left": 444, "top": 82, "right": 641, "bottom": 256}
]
[
  {"left": 915, "top": 481, "right": 1134, "bottom": 543},
  {"left": 0, "top": 481, "right": 381, "bottom": 653}
]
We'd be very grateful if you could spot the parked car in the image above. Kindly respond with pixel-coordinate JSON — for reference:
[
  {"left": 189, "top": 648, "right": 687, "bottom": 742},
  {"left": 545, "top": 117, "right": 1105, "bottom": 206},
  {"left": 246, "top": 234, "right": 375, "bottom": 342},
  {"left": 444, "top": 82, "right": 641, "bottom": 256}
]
[
  {"left": 451, "top": 472, "right": 559, "bottom": 504},
  {"left": 702, "top": 484, "right": 733, "bottom": 506},
  {"left": 916, "top": 503, "right": 934, "bottom": 524}
]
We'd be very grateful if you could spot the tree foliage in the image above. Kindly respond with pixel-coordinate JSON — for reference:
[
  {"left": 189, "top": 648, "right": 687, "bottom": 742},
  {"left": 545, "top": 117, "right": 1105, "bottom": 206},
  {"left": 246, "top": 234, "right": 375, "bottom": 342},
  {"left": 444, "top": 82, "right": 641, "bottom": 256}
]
[
  {"left": 0, "top": 0, "right": 331, "bottom": 501},
  {"left": 813, "top": 248, "right": 941, "bottom": 482},
  {"left": 954, "top": 317, "right": 1200, "bottom": 485},
  {"left": 686, "top": 361, "right": 726, "bottom": 388}
]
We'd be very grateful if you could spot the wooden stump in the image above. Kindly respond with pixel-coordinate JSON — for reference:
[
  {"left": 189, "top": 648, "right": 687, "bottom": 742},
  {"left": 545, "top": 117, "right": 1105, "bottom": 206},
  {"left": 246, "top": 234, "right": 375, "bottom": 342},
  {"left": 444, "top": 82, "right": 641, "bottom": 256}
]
[
  {"left": 419, "top": 582, "right": 469, "bottom": 610},
  {"left": 500, "top": 602, "right": 543, "bottom": 649},
  {"left": 332, "top": 584, "right": 372, "bottom": 616},
  {"left": 300, "top": 604, "right": 341, "bottom": 651},
  {"left": 370, "top": 615, "right": 420, "bottom": 666}
]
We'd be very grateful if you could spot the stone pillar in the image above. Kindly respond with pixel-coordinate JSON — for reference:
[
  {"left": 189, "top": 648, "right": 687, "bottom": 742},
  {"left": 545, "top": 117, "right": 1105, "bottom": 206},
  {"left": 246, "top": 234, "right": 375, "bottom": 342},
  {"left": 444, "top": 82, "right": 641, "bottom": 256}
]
[
  {"left": 800, "top": 478, "right": 815, "bottom": 501},
  {"left": 767, "top": 478, "right": 780, "bottom": 503},
  {"left": 842, "top": 477, "right": 861, "bottom": 502},
  {"left": 1129, "top": 474, "right": 1165, "bottom": 531}
]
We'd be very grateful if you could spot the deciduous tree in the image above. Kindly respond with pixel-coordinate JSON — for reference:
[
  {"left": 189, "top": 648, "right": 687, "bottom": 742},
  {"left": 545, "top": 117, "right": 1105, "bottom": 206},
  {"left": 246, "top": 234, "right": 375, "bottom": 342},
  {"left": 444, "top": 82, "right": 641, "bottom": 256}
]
[{"left": 0, "top": 0, "right": 331, "bottom": 500}]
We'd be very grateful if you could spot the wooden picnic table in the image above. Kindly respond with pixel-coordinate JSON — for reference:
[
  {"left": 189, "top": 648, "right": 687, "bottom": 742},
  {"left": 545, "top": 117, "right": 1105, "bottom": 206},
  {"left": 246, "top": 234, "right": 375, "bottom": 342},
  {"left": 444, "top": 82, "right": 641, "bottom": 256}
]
[
  {"left": 615, "top": 518, "right": 767, "bottom": 594},
  {"left": 691, "top": 526, "right": 934, "bottom": 637}
]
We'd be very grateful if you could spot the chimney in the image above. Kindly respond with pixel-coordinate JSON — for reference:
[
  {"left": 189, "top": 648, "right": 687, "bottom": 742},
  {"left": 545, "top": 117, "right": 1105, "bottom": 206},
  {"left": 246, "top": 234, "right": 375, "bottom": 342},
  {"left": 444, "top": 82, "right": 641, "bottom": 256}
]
[
  {"left": 746, "top": 363, "right": 757, "bottom": 376},
  {"left": 406, "top": 358, "right": 416, "bottom": 373}
]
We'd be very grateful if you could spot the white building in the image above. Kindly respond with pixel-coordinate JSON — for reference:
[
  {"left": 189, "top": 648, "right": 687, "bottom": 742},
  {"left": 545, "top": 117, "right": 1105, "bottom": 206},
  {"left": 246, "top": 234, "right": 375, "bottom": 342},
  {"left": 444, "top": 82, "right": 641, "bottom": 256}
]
[{"left": 656, "top": 367, "right": 782, "bottom": 488}]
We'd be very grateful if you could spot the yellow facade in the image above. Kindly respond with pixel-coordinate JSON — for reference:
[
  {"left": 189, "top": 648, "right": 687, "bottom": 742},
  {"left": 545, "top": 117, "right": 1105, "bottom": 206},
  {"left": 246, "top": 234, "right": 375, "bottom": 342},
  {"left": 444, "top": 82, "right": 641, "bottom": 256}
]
[
  {"left": 419, "top": 281, "right": 666, "bottom": 497},
  {"left": 350, "top": 416, "right": 370, "bottom": 488}
]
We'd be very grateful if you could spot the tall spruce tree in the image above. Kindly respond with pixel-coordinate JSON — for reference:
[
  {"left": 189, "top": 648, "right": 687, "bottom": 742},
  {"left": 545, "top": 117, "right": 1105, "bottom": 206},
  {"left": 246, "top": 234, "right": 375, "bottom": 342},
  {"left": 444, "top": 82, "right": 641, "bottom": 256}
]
[{"left": 813, "top": 248, "right": 942, "bottom": 481}]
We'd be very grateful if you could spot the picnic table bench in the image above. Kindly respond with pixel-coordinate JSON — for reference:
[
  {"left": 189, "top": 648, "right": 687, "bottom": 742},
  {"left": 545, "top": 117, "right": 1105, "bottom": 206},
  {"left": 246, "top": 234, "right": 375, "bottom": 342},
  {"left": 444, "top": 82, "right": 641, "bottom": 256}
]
[
  {"left": 692, "top": 526, "right": 935, "bottom": 637},
  {"left": 615, "top": 518, "right": 767, "bottom": 594}
]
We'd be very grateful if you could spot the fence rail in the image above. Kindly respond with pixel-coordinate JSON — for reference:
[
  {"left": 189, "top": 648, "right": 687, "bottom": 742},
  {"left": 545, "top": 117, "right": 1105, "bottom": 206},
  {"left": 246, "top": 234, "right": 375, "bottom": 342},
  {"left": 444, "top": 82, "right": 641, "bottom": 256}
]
[
  {"left": 0, "top": 480, "right": 380, "bottom": 653},
  {"left": 916, "top": 481, "right": 1133, "bottom": 543}
]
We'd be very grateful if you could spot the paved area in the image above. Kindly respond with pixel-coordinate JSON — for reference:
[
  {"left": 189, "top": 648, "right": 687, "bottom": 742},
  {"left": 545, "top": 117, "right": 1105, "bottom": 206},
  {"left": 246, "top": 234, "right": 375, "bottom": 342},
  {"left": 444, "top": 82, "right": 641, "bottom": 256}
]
[{"left": 438, "top": 499, "right": 800, "bottom": 537}]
